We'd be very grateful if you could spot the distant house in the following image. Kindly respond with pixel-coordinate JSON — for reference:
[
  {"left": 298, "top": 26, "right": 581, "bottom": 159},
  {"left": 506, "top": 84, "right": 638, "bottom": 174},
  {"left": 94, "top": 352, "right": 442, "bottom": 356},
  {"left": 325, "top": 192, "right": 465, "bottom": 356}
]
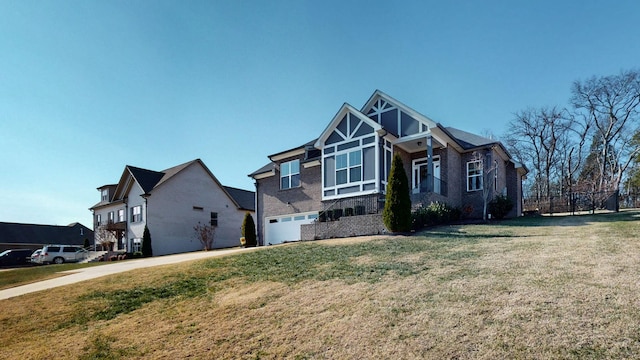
[
  {"left": 249, "top": 90, "right": 527, "bottom": 245},
  {"left": 90, "top": 159, "right": 255, "bottom": 256},
  {"left": 0, "top": 222, "right": 93, "bottom": 252}
]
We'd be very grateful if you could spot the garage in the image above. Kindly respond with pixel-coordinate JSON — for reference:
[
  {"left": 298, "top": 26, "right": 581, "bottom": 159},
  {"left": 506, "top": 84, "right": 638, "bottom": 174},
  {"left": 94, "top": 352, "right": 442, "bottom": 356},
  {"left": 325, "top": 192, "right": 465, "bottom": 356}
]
[{"left": 264, "top": 212, "right": 318, "bottom": 245}]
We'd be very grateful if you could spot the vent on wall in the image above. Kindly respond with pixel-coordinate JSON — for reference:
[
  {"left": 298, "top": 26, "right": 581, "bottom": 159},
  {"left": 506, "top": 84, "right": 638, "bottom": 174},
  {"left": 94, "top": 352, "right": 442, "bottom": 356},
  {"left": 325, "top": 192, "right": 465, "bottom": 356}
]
[{"left": 193, "top": 206, "right": 204, "bottom": 211}]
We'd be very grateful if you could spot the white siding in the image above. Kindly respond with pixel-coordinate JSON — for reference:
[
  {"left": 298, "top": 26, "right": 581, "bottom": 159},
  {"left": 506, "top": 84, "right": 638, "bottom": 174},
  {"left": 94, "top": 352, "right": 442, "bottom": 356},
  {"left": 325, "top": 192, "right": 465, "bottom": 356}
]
[{"left": 146, "top": 163, "right": 247, "bottom": 255}]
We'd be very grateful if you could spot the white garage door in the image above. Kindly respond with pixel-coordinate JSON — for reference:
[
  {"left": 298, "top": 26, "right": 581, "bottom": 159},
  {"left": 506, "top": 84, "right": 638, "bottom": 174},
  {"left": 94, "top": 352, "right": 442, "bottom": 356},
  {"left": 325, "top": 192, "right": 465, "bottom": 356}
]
[{"left": 265, "top": 212, "right": 318, "bottom": 245}]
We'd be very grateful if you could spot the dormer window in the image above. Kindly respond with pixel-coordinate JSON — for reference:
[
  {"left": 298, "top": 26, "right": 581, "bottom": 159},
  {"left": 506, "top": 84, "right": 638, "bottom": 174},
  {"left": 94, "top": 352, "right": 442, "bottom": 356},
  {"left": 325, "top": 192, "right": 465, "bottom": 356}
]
[{"left": 101, "top": 189, "right": 109, "bottom": 202}]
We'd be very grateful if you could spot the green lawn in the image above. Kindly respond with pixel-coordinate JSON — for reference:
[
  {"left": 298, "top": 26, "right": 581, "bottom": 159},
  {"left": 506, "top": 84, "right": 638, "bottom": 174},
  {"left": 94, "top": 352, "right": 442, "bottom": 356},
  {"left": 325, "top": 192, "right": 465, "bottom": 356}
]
[{"left": 2, "top": 210, "right": 640, "bottom": 359}]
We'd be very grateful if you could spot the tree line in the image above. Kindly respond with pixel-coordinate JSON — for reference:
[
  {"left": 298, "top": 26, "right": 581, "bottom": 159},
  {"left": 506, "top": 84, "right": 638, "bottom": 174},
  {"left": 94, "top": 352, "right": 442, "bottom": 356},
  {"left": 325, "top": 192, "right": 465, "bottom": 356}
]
[{"left": 503, "top": 69, "right": 640, "bottom": 210}]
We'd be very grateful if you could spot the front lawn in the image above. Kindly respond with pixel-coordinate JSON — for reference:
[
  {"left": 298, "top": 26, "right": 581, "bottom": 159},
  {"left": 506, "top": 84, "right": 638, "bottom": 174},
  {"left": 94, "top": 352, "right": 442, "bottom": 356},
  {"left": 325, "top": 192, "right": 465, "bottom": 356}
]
[{"left": 1, "top": 211, "right": 640, "bottom": 359}]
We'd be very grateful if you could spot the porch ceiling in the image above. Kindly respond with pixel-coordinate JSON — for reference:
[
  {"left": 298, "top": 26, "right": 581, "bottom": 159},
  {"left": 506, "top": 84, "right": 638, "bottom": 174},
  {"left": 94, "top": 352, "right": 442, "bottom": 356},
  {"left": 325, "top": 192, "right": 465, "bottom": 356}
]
[{"left": 392, "top": 134, "right": 445, "bottom": 153}]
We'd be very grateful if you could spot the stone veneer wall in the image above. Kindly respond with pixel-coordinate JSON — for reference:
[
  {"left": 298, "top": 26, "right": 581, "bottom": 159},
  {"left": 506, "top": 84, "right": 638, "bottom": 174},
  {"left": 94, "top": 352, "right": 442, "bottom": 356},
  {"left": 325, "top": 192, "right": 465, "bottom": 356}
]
[{"left": 301, "top": 214, "right": 386, "bottom": 240}]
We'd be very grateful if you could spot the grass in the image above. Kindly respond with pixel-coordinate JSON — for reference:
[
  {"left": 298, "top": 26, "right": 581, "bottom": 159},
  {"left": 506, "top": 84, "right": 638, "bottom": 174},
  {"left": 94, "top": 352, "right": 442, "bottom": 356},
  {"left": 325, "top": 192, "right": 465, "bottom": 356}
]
[
  {"left": 2, "top": 210, "right": 640, "bottom": 359},
  {"left": 0, "top": 262, "right": 106, "bottom": 290}
]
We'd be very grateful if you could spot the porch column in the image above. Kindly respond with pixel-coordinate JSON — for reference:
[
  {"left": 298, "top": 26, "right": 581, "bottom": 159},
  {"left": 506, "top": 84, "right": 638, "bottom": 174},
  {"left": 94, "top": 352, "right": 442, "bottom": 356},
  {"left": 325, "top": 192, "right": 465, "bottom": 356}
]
[{"left": 426, "top": 135, "right": 434, "bottom": 192}]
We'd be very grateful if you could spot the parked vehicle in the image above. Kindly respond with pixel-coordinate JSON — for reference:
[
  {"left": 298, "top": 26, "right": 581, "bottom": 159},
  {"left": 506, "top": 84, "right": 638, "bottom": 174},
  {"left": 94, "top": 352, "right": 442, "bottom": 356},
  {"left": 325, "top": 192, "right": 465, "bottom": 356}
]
[
  {"left": 0, "top": 249, "right": 33, "bottom": 267},
  {"left": 30, "top": 249, "right": 43, "bottom": 264},
  {"left": 37, "top": 245, "right": 88, "bottom": 265}
]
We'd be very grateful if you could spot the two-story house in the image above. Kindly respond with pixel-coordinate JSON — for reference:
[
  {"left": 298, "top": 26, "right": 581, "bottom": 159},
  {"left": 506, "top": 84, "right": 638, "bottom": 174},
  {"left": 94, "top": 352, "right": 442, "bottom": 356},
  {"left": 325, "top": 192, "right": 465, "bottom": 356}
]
[
  {"left": 249, "top": 90, "right": 527, "bottom": 245},
  {"left": 90, "top": 159, "right": 255, "bottom": 256}
]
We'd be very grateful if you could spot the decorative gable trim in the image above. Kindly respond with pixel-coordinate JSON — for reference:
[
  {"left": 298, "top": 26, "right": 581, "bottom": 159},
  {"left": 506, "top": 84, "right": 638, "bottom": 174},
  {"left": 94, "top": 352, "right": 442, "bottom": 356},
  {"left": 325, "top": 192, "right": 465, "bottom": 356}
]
[
  {"left": 361, "top": 89, "right": 439, "bottom": 130},
  {"left": 314, "top": 103, "right": 382, "bottom": 149}
]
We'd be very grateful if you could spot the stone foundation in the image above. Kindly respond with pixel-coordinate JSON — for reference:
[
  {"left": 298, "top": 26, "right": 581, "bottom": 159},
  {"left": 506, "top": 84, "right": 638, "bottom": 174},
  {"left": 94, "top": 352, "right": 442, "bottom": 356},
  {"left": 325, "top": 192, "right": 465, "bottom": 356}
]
[{"left": 301, "top": 214, "right": 387, "bottom": 240}]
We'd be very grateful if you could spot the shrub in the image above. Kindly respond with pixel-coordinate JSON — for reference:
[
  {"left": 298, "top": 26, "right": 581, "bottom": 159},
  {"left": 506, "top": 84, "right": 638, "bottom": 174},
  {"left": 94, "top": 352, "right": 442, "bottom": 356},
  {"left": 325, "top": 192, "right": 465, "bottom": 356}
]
[
  {"left": 411, "top": 202, "right": 461, "bottom": 230},
  {"left": 383, "top": 154, "right": 412, "bottom": 232},
  {"left": 344, "top": 207, "right": 354, "bottom": 216},
  {"left": 142, "top": 226, "right": 153, "bottom": 257},
  {"left": 355, "top": 205, "right": 365, "bottom": 215},
  {"left": 488, "top": 195, "right": 514, "bottom": 219},
  {"left": 241, "top": 212, "right": 257, "bottom": 247},
  {"left": 333, "top": 208, "right": 343, "bottom": 220},
  {"left": 194, "top": 222, "right": 216, "bottom": 251}
]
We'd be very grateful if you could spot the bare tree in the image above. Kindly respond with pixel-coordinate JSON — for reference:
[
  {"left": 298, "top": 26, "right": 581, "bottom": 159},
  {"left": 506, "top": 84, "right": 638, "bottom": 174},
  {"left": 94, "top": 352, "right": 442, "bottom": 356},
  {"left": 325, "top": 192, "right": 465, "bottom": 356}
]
[
  {"left": 471, "top": 150, "right": 499, "bottom": 221},
  {"left": 194, "top": 222, "right": 216, "bottom": 251},
  {"left": 504, "top": 107, "right": 570, "bottom": 207},
  {"left": 561, "top": 111, "right": 591, "bottom": 196},
  {"left": 571, "top": 69, "right": 640, "bottom": 192},
  {"left": 94, "top": 225, "right": 116, "bottom": 251}
]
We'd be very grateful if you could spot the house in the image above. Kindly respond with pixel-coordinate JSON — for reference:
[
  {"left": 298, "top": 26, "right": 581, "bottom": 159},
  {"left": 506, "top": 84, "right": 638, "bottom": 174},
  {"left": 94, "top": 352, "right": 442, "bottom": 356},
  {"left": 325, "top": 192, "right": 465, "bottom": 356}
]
[
  {"left": 249, "top": 90, "right": 527, "bottom": 245},
  {"left": 0, "top": 222, "right": 93, "bottom": 252},
  {"left": 90, "top": 159, "right": 255, "bottom": 256}
]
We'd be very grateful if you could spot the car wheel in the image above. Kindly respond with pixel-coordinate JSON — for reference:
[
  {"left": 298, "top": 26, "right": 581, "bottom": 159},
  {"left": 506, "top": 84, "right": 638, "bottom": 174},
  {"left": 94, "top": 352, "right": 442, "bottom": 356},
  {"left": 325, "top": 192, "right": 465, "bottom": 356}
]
[{"left": 53, "top": 257, "right": 64, "bottom": 264}]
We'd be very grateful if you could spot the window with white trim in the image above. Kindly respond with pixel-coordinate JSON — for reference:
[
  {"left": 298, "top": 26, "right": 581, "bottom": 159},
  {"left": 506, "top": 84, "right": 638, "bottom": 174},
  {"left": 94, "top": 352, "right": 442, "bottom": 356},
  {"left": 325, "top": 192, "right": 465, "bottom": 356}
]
[
  {"left": 132, "top": 238, "right": 142, "bottom": 253},
  {"left": 322, "top": 111, "right": 377, "bottom": 199},
  {"left": 131, "top": 205, "right": 142, "bottom": 222},
  {"left": 467, "top": 160, "right": 483, "bottom": 191},
  {"left": 280, "top": 160, "right": 300, "bottom": 190},
  {"left": 117, "top": 209, "right": 125, "bottom": 222},
  {"left": 335, "top": 150, "right": 362, "bottom": 185},
  {"left": 101, "top": 189, "right": 109, "bottom": 202}
]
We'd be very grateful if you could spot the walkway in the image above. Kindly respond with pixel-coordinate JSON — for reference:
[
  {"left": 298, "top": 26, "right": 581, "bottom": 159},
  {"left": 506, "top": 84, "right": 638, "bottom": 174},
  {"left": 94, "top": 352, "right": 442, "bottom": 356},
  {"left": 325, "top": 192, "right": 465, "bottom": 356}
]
[{"left": 0, "top": 247, "right": 257, "bottom": 301}]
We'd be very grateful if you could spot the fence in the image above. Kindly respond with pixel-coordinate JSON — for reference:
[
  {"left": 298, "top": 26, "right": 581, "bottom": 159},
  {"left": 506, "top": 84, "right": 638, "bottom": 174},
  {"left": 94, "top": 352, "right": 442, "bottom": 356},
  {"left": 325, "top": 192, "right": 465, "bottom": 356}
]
[
  {"left": 319, "top": 193, "right": 382, "bottom": 221},
  {"left": 523, "top": 190, "right": 620, "bottom": 215}
]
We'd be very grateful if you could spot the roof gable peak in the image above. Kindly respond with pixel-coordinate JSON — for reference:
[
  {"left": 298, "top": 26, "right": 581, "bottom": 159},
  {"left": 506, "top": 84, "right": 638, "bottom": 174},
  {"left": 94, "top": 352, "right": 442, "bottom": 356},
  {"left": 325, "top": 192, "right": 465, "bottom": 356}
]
[
  {"left": 314, "top": 103, "right": 382, "bottom": 148},
  {"left": 361, "top": 90, "right": 438, "bottom": 130}
]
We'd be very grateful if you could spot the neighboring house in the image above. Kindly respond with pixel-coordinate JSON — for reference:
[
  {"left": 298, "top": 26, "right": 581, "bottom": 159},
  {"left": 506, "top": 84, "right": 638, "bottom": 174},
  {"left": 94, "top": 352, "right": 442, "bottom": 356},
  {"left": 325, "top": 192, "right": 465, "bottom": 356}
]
[
  {"left": 90, "top": 159, "right": 255, "bottom": 256},
  {"left": 0, "top": 222, "right": 93, "bottom": 252},
  {"left": 249, "top": 90, "right": 528, "bottom": 245}
]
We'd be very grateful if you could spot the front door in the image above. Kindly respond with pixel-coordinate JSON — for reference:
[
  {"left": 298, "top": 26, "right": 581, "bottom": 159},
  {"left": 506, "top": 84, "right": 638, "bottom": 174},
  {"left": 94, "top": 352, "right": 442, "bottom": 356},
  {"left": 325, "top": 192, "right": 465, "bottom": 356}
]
[{"left": 412, "top": 156, "right": 440, "bottom": 194}]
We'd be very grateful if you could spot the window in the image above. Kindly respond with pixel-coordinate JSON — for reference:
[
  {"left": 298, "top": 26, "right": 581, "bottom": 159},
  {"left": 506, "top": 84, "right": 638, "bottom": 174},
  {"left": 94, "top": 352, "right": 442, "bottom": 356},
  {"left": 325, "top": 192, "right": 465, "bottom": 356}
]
[
  {"left": 96, "top": 214, "right": 102, "bottom": 226},
  {"left": 101, "top": 189, "right": 109, "bottom": 202},
  {"left": 132, "top": 238, "right": 142, "bottom": 253},
  {"left": 467, "top": 160, "right": 483, "bottom": 191},
  {"left": 108, "top": 211, "right": 114, "bottom": 223},
  {"left": 117, "top": 209, "right": 125, "bottom": 222},
  {"left": 131, "top": 206, "right": 142, "bottom": 222},
  {"left": 280, "top": 160, "right": 300, "bottom": 189},
  {"left": 211, "top": 212, "right": 218, "bottom": 227},
  {"left": 335, "top": 150, "right": 361, "bottom": 185}
]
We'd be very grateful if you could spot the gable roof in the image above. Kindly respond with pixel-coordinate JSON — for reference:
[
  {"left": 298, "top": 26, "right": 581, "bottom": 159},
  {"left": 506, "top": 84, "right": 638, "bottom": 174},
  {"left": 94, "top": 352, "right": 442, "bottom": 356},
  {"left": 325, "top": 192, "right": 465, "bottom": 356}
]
[
  {"left": 0, "top": 222, "right": 94, "bottom": 246},
  {"left": 127, "top": 166, "right": 165, "bottom": 194},
  {"left": 362, "top": 89, "right": 439, "bottom": 130},
  {"left": 97, "top": 159, "right": 255, "bottom": 212},
  {"left": 314, "top": 103, "right": 382, "bottom": 148},
  {"left": 441, "top": 126, "right": 498, "bottom": 150},
  {"left": 223, "top": 186, "right": 255, "bottom": 211}
]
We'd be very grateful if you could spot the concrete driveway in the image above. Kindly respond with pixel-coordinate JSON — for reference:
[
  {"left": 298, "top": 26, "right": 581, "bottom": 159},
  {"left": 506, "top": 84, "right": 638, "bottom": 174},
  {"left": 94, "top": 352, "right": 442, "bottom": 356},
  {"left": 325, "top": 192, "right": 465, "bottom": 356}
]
[{"left": 0, "top": 247, "right": 257, "bottom": 301}]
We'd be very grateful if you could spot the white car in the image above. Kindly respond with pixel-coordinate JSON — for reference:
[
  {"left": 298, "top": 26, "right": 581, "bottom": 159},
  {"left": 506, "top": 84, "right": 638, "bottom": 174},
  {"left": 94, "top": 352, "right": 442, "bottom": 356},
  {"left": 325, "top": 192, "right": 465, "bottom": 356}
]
[
  {"left": 30, "top": 249, "right": 42, "bottom": 264},
  {"left": 37, "top": 245, "right": 88, "bottom": 264}
]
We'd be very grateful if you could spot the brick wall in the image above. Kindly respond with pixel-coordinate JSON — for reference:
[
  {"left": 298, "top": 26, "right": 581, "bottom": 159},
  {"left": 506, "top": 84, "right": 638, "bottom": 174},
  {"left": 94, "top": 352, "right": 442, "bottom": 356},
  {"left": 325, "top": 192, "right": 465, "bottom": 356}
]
[
  {"left": 256, "top": 155, "right": 323, "bottom": 243},
  {"left": 301, "top": 214, "right": 386, "bottom": 240}
]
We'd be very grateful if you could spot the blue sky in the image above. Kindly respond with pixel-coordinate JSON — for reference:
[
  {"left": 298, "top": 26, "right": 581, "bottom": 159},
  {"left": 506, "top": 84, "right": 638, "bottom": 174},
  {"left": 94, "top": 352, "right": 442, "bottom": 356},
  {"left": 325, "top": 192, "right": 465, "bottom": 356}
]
[{"left": 1, "top": 0, "right": 639, "bottom": 227}]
